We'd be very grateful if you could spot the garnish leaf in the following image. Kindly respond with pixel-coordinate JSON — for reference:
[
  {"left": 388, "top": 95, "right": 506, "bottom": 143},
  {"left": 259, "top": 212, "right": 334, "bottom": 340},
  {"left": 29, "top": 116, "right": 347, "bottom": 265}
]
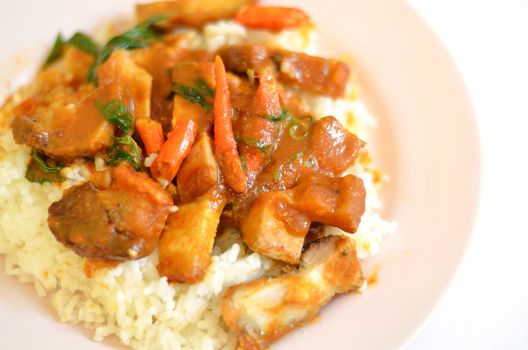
[
  {"left": 68, "top": 32, "right": 99, "bottom": 56},
  {"left": 88, "top": 15, "right": 170, "bottom": 83},
  {"left": 25, "top": 149, "right": 66, "bottom": 183},
  {"left": 172, "top": 79, "right": 214, "bottom": 110},
  {"left": 108, "top": 136, "right": 142, "bottom": 171},
  {"left": 95, "top": 99, "right": 142, "bottom": 170},
  {"left": 235, "top": 136, "right": 273, "bottom": 153},
  {"left": 261, "top": 108, "right": 291, "bottom": 122},
  {"left": 95, "top": 99, "right": 134, "bottom": 135},
  {"left": 42, "top": 32, "right": 99, "bottom": 68},
  {"left": 42, "top": 33, "right": 65, "bottom": 67}
]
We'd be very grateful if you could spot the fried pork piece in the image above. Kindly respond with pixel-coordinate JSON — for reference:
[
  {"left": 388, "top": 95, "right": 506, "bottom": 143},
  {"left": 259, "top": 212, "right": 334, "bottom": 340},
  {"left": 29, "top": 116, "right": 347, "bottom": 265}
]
[
  {"left": 48, "top": 164, "right": 173, "bottom": 261},
  {"left": 176, "top": 133, "right": 219, "bottom": 201},
  {"left": 308, "top": 116, "right": 365, "bottom": 174},
  {"left": 219, "top": 45, "right": 350, "bottom": 98},
  {"left": 97, "top": 51, "right": 153, "bottom": 120},
  {"left": 158, "top": 188, "right": 226, "bottom": 283},
  {"left": 136, "top": 0, "right": 256, "bottom": 28},
  {"left": 222, "top": 235, "right": 364, "bottom": 350},
  {"left": 11, "top": 51, "right": 152, "bottom": 160},
  {"left": 241, "top": 174, "right": 365, "bottom": 264}
]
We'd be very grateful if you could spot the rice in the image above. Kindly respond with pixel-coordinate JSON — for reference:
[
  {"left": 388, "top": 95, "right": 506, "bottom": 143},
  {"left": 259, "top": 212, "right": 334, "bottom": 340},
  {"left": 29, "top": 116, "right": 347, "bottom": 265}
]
[{"left": 0, "top": 20, "right": 396, "bottom": 350}]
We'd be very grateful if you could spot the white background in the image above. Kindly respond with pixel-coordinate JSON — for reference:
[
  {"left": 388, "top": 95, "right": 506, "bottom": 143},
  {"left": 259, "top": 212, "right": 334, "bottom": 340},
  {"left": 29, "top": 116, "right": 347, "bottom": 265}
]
[{"left": 406, "top": 1, "right": 528, "bottom": 349}]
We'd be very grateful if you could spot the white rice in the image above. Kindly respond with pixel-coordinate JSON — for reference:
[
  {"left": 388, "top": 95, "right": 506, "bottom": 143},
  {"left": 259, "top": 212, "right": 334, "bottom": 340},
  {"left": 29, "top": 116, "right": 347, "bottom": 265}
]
[{"left": 0, "top": 20, "right": 396, "bottom": 350}]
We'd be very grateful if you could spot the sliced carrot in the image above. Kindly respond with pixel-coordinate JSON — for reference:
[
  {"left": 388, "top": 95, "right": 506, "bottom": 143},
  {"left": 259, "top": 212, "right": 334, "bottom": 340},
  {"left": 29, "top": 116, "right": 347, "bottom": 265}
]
[
  {"left": 213, "top": 55, "right": 248, "bottom": 193},
  {"left": 235, "top": 6, "right": 311, "bottom": 31},
  {"left": 153, "top": 118, "right": 197, "bottom": 183},
  {"left": 253, "top": 67, "right": 281, "bottom": 117},
  {"left": 135, "top": 118, "right": 165, "bottom": 156}
]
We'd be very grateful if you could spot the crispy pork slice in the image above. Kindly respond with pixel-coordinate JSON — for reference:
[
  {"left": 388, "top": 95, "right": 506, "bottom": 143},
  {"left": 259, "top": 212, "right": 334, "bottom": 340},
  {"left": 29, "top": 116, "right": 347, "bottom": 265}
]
[
  {"left": 176, "top": 133, "right": 219, "bottom": 201},
  {"left": 222, "top": 235, "right": 364, "bottom": 350},
  {"left": 240, "top": 174, "right": 365, "bottom": 264},
  {"left": 219, "top": 45, "right": 350, "bottom": 98},
  {"left": 158, "top": 188, "right": 226, "bottom": 283}
]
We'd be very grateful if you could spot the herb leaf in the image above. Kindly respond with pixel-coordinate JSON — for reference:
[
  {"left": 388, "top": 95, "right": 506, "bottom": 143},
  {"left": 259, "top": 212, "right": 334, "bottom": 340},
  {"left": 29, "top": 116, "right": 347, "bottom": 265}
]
[
  {"left": 95, "top": 99, "right": 134, "bottom": 135},
  {"left": 235, "top": 136, "right": 273, "bottom": 153},
  {"left": 261, "top": 108, "right": 291, "bottom": 122},
  {"left": 25, "top": 149, "right": 66, "bottom": 183},
  {"left": 43, "top": 33, "right": 65, "bottom": 67},
  {"left": 95, "top": 99, "right": 142, "bottom": 170},
  {"left": 172, "top": 79, "right": 214, "bottom": 110},
  {"left": 88, "top": 15, "right": 169, "bottom": 83},
  {"left": 108, "top": 136, "right": 142, "bottom": 171},
  {"left": 68, "top": 32, "right": 99, "bottom": 56},
  {"left": 42, "top": 32, "right": 99, "bottom": 68}
]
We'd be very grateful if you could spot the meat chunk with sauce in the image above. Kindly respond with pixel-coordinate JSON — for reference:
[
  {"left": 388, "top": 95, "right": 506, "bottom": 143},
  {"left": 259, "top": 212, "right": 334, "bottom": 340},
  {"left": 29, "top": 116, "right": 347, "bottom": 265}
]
[
  {"left": 136, "top": 0, "right": 256, "bottom": 28},
  {"left": 219, "top": 45, "right": 351, "bottom": 98},
  {"left": 308, "top": 116, "right": 365, "bottom": 174},
  {"left": 11, "top": 51, "right": 152, "bottom": 160},
  {"left": 48, "top": 165, "right": 173, "bottom": 260},
  {"left": 11, "top": 96, "right": 114, "bottom": 160},
  {"left": 241, "top": 173, "right": 366, "bottom": 264},
  {"left": 240, "top": 191, "right": 309, "bottom": 264},
  {"left": 222, "top": 235, "right": 364, "bottom": 350},
  {"left": 176, "top": 133, "right": 219, "bottom": 201},
  {"left": 97, "top": 51, "right": 153, "bottom": 120},
  {"left": 277, "top": 50, "right": 350, "bottom": 98}
]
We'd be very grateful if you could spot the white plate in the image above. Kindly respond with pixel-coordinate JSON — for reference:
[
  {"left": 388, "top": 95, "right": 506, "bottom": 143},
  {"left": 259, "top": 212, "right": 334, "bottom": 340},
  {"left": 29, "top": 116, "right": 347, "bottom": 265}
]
[{"left": 0, "top": 0, "right": 480, "bottom": 349}]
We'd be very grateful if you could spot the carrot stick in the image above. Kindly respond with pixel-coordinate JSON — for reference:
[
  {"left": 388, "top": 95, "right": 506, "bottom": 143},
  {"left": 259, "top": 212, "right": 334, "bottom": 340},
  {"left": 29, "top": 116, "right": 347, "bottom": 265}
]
[
  {"left": 153, "top": 118, "right": 197, "bottom": 182},
  {"left": 235, "top": 6, "right": 311, "bottom": 31},
  {"left": 213, "top": 55, "right": 248, "bottom": 193},
  {"left": 253, "top": 67, "right": 281, "bottom": 117},
  {"left": 135, "top": 118, "right": 165, "bottom": 156}
]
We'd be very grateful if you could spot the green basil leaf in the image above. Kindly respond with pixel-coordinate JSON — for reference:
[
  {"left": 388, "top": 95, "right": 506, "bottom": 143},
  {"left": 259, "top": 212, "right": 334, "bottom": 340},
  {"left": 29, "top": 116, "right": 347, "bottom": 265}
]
[
  {"left": 42, "top": 33, "right": 65, "bottom": 67},
  {"left": 68, "top": 32, "right": 99, "bottom": 56},
  {"left": 25, "top": 150, "right": 66, "bottom": 183},
  {"left": 88, "top": 15, "right": 169, "bottom": 83},
  {"left": 95, "top": 99, "right": 134, "bottom": 135},
  {"left": 172, "top": 79, "right": 214, "bottom": 111},
  {"left": 261, "top": 108, "right": 291, "bottom": 122},
  {"left": 108, "top": 135, "right": 142, "bottom": 171}
]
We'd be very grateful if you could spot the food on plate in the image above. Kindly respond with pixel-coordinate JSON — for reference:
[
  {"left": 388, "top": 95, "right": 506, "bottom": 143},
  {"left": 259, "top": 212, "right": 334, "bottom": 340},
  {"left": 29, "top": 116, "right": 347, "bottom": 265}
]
[{"left": 0, "top": 1, "right": 397, "bottom": 349}]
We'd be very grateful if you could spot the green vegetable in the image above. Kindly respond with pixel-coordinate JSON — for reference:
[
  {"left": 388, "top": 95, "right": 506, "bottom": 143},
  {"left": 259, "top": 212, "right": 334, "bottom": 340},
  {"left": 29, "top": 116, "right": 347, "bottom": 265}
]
[
  {"left": 42, "top": 33, "right": 65, "bottom": 67},
  {"left": 88, "top": 14, "right": 170, "bottom": 83},
  {"left": 107, "top": 135, "right": 142, "bottom": 171},
  {"left": 95, "top": 99, "right": 142, "bottom": 170},
  {"left": 95, "top": 99, "right": 134, "bottom": 135},
  {"left": 42, "top": 32, "right": 99, "bottom": 68},
  {"left": 235, "top": 136, "right": 273, "bottom": 153},
  {"left": 172, "top": 79, "right": 214, "bottom": 110},
  {"left": 68, "top": 32, "right": 99, "bottom": 56},
  {"left": 240, "top": 155, "right": 247, "bottom": 172},
  {"left": 25, "top": 149, "right": 66, "bottom": 183},
  {"left": 261, "top": 108, "right": 291, "bottom": 123}
]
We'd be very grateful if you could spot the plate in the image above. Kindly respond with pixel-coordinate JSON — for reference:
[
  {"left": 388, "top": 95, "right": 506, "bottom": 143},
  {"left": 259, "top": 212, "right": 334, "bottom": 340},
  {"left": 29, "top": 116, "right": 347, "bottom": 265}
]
[{"left": 0, "top": 0, "right": 480, "bottom": 349}]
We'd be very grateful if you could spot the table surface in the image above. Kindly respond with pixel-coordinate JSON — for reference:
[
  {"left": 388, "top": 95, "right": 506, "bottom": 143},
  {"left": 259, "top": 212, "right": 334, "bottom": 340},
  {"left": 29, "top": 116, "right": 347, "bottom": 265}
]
[{"left": 405, "top": 1, "right": 528, "bottom": 349}]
